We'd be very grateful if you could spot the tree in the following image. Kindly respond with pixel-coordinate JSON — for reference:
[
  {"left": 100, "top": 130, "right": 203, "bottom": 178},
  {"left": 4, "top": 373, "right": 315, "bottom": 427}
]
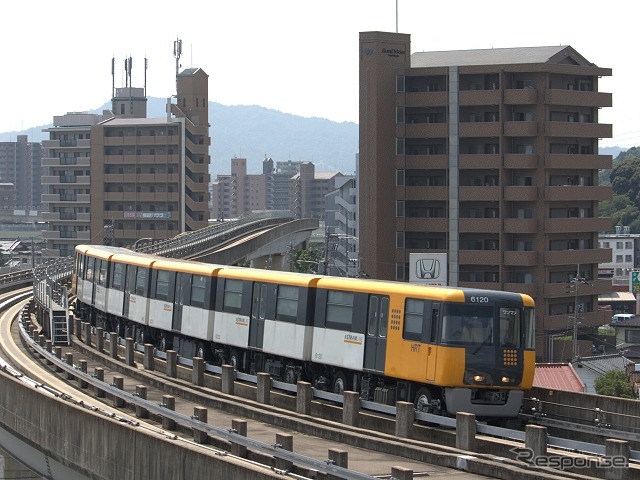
[
  {"left": 594, "top": 370, "right": 634, "bottom": 398},
  {"left": 294, "top": 246, "right": 322, "bottom": 273}
]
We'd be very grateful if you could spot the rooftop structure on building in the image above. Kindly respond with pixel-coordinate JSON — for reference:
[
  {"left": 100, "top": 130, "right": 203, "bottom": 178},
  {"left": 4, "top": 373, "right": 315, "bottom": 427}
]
[
  {"left": 0, "top": 135, "right": 42, "bottom": 212},
  {"left": 358, "top": 32, "right": 613, "bottom": 362}
]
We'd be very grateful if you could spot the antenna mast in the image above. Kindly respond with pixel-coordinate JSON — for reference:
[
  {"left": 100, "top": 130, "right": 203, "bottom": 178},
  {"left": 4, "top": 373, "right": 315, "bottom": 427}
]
[{"left": 173, "top": 38, "right": 182, "bottom": 94}]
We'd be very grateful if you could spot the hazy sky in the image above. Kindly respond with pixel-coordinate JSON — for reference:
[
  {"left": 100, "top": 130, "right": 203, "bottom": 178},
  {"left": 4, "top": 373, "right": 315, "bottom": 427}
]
[{"left": 2, "top": 0, "right": 636, "bottom": 148}]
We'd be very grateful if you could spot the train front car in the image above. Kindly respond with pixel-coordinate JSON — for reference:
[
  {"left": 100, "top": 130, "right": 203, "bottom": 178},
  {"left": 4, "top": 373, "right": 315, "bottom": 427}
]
[{"left": 403, "top": 288, "right": 535, "bottom": 418}]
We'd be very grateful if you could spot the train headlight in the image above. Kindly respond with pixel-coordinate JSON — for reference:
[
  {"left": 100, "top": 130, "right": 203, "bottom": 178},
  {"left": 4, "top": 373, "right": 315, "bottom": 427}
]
[
  {"left": 501, "top": 376, "right": 511, "bottom": 383},
  {"left": 473, "top": 375, "right": 485, "bottom": 383}
]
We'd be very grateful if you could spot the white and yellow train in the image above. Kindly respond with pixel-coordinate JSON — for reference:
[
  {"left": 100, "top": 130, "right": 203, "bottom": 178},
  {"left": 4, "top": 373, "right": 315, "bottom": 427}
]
[{"left": 72, "top": 244, "right": 535, "bottom": 417}]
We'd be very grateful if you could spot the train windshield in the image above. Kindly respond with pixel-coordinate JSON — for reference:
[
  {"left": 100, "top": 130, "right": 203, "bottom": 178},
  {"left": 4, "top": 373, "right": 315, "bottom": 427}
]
[
  {"left": 441, "top": 304, "right": 494, "bottom": 345},
  {"left": 441, "top": 303, "right": 534, "bottom": 347}
]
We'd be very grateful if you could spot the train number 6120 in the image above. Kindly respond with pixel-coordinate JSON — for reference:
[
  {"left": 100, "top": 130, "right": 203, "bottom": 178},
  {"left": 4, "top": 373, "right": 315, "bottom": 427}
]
[{"left": 470, "top": 296, "right": 489, "bottom": 303}]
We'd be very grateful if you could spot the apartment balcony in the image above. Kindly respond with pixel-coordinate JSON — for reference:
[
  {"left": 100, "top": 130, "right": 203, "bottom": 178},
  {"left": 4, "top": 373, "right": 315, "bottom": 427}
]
[
  {"left": 543, "top": 279, "right": 611, "bottom": 298},
  {"left": 504, "top": 89, "right": 538, "bottom": 104},
  {"left": 545, "top": 154, "right": 612, "bottom": 170},
  {"left": 41, "top": 139, "right": 90, "bottom": 149},
  {"left": 41, "top": 157, "right": 90, "bottom": 167},
  {"left": 400, "top": 218, "right": 448, "bottom": 232},
  {"left": 335, "top": 196, "right": 356, "bottom": 212},
  {"left": 503, "top": 282, "right": 538, "bottom": 297},
  {"left": 459, "top": 186, "right": 500, "bottom": 201},
  {"left": 458, "top": 89, "right": 501, "bottom": 106},
  {"left": 544, "top": 217, "right": 612, "bottom": 233},
  {"left": 544, "top": 89, "right": 612, "bottom": 107},
  {"left": 400, "top": 123, "right": 448, "bottom": 138},
  {"left": 459, "top": 250, "right": 500, "bottom": 265},
  {"left": 458, "top": 218, "right": 500, "bottom": 233},
  {"left": 42, "top": 194, "right": 90, "bottom": 203},
  {"left": 503, "top": 186, "right": 538, "bottom": 201},
  {"left": 399, "top": 154, "right": 448, "bottom": 170},
  {"left": 504, "top": 121, "right": 538, "bottom": 137},
  {"left": 459, "top": 154, "right": 501, "bottom": 169},
  {"left": 459, "top": 122, "right": 501, "bottom": 137},
  {"left": 103, "top": 192, "right": 180, "bottom": 202},
  {"left": 544, "top": 121, "right": 612, "bottom": 138},
  {"left": 503, "top": 154, "right": 539, "bottom": 169},
  {"left": 41, "top": 176, "right": 90, "bottom": 186},
  {"left": 458, "top": 281, "right": 500, "bottom": 290},
  {"left": 503, "top": 218, "right": 539, "bottom": 233},
  {"left": 544, "top": 248, "right": 612, "bottom": 266},
  {"left": 543, "top": 310, "right": 608, "bottom": 332},
  {"left": 103, "top": 134, "right": 180, "bottom": 146},
  {"left": 402, "top": 91, "right": 448, "bottom": 107},
  {"left": 503, "top": 251, "right": 538, "bottom": 266},
  {"left": 544, "top": 185, "right": 612, "bottom": 202},
  {"left": 400, "top": 185, "right": 447, "bottom": 201}
]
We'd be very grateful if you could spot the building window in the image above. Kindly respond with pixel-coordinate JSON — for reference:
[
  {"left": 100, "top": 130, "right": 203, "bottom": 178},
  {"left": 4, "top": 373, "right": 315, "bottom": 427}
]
[
  {"left": 396, "top": 138, "right": 405, "bottom": 155},
  {"left": 396, "top": 76, "right": 405, "bottom": 93},
  {"left": 396, "top": 169, "right": 405, "bottom": 186},
  {"left": 396, "top": 201, "right": 405, "bottom": 217},
  {"left": 396, "top": 106, "right": 405, "bottom": 124}
]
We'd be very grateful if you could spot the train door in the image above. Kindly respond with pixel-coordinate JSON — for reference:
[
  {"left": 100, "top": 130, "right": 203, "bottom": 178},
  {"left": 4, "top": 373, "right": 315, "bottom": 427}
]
[
  {"left": 364, "top": 295, "right": 389, "bottom": 372},
  {"left": 123, "top": 264, "right": 136, "bottom": 319},
  {"left": 173, "top": 273, "right": 190, "bottom": 331},
  {"left": 248, "top": 283, "right": 267, "bottom": 350}
]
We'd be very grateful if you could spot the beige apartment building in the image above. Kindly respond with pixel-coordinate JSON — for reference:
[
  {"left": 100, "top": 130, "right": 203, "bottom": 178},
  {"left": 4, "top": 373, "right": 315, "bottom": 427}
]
[
  {"left": 90, "top": 68, "right": 210, "bottom": 247},
  {"left": 358, "top": 31, "right": 613, "bottom": 360},
  {"left": 42, "top": 113, "right": 110, "bottom": 257},
  {"left": 211, "top": 157, "right": 267, "bottom": 219}
]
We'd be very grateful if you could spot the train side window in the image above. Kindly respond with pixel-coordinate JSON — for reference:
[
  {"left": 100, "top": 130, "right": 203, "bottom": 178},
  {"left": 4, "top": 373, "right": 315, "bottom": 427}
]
[
  {"left": 403, "top": 298, "right": 424, "bottom": 341},
  {"left": 222, "top": 279, "right": 243, "bottom": 313},
  {"left": 111, "top": 263, "right": 124, "bottom": 290},
  {"left": 368, "top": 296, "right": 379, "bottom": 336},
  {"left": 135, "top": 267, "right": 149, "bottom": 296},
  {"left": 85, "top": 257, "right": 94, "bottom": 282},
  {"left": 124, "top": 265, "right": 136, "bottom": 294},
  {"left": 190, "top": 275, "right": 207, "bottom": 308},
  {"left": 379, "top": 296, "right": 389, "bottom": 338},
  {"left": 326, "top": 290, "right": 354, "bottom": 331},
  {"left": 155, "top": 270, "right": 171, "bottom": 301},
  {"left": 276, "top": 285, "right": 299, "bottom": 322},
  {"left": 98, "top": 260, "right": 108, "bottom": 286},
  {"left": 77, "top": 254, "right": 85, "bottom": 278}
]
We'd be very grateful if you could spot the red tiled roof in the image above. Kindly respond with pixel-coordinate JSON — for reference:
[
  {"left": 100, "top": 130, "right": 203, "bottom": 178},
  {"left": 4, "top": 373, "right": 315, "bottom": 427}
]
[{"left": 533, "top": 363, "right": 585, "bottom": 392}]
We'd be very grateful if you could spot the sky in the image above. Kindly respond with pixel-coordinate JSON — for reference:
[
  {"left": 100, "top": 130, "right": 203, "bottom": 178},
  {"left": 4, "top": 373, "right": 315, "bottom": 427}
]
[{"left": 1, "top": 0, "right": 637, "bottom": 148}]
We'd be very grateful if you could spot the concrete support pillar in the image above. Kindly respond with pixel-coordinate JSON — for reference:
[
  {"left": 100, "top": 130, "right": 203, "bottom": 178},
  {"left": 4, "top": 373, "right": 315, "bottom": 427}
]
[
  {"left": 78, "top": 359, "right": 88, "bottom": 389},
  {"left": 192, "top": 357, "right": 204, "bottom": 386},
  {"left": 391, "top": 466, "right": 413, "bottom": 480},
  {"left": 65, "top": 352, "right": 74, "bottom": 380},
  {"left": 135, "top": 385, "right": 148, "bottom": 418},
  {"left": 296, "top": 381, "right": 312, "bottom": 415},
  {"left": 161, "top": 395, "right": 176, "bottom": 431},
  {"left": 44, "top": 340, "right": 52, "bottom": 365},
  {"left": 230, "top": 419, "right": 247, "bottom": 458},
  {"left": 166, "top": 350, "right": 177, "bottom": 378},
  {"left": 456, "top": 412, "right": 477, "bottom": 452},
  {"left": 143, "top": 344, "right": 154, "bottom": 370},
  {"left": 328, "top": 448, "right": 348, "bottom": 480},
  {"left": 275, "top": 433, "right": 293, "bottom": 471},
  {"left": 83, "top": 322, "right": 91, "bottom": 347},
  {"left": 112, "top": 376, "right": 125, "bottom": 408},
  {"left": 193, "top": 406, "right": 208, "bottom": 444},
  {"left": 395, "top": 401, "right": 414, "bottom": 439},
  {"left": 96, "top": 327, "right": 104, "bottom": 353},
  {"left": 109, "top": 332, "right": 119, "bottom": 360},
  {"left": 94, "top": 367, "right": 105, "bottom": 398},
  {"left": 75, "top": 318, "right": 82, "bottom": 340},
  {"left": 257, "top": 372, "right": 271, "bottom": 404},
  {"left": 605, "top": 439, "right": 630, "bottom": 480},
  {"left": 125, "top": 338, "right": 135, "bottom": 366},
  {"left": 342, "top": 391, "right": 360, "bottom": 427},
  {"left": 54, "top": 346, "right": 63, "bottom": 372},
  {"left": 525, "top": 424, "right": 547, "bottom": 459},
  {"left": 221, "top": 364, "right": 235, "bottom": 395}
]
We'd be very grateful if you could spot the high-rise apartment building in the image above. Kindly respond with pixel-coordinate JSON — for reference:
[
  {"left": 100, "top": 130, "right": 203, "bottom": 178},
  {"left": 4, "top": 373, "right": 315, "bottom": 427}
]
[
  {"left": 42, "top": 113, "right": 110, "bottom": 257},
  {"left": 211, "top": 157, "right": 266, "bottom": 219},
  {"left": 291, "top": 162, "right": 342, "bottom": 220},
  {"left": 0, "top": 135, "right": 42, "bottom": 211},
  {"left": 358, "top": 31, "right": 613, "bottom": 360},
  {"left": 90, "top": 68, "right": 211, "bottom": 247}
]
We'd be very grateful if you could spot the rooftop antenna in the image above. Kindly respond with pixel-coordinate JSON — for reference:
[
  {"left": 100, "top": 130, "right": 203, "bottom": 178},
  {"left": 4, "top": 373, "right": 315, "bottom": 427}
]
[
  {"left": 396, "top": 0, "right": 398, "bottom": 33},
  {"left": 173, "top": 38, "right": 182, "bottom": 93},
  {"left": 144, "top": 57, "right": 148, "bottom": 98},
  {"left": 111, "top": 57, "right": 115, "bottom": 111}
]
